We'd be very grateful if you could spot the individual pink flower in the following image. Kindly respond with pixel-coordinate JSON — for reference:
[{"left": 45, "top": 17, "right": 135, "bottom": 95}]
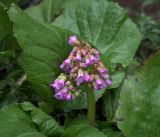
[
  {"left": 61, "top": 87, "right": 68, "bottom": 94},
  {"left": 90, "top": 55, "right": 99, "bottom": 64},
  {"left": 54, "top": 92, "right": 63, "bottom": 100},
  {"left": 106, "top": 79, "right": 112, "bottom": 86},
  {"left": 60, "top": 58, "right": 72, "bottom": 71},
  {"left": 97, "top": 67, "right": 108, "bottom": 74},
  {"left": 101, "top": 73, "right": 109, "bottom": 79},
  {"left": 75, "top": 54, "right": 82, "bottom": 61},
  {"left": 84, "top": 72, "right": 93, "bottom": 82},
  {"left": 76, "top": 69, "right": 85, "bottom": 86}
]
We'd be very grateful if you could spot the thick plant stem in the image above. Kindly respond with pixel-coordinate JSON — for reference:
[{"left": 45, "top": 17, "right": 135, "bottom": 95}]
[{"left": 86, "top": 89, "right": 95, "bottom": 126}]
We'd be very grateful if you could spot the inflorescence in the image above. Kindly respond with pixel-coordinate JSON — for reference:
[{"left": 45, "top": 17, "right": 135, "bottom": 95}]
[{"left": 51, "top": 35, "right": 111, "bottom": 101}]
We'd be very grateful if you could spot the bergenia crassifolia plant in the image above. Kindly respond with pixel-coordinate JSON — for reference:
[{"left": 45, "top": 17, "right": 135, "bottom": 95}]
[
  {"left": 51, "top": 35, "right": 111, "bottom": 100},
  {"left": 51, "top": 35, "right": 112, "bottom": 126}
]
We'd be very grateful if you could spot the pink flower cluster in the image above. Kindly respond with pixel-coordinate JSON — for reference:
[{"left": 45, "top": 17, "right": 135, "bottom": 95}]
[
  {"left": 51, "top": 35, "right": 111, "bottom": 101},
  {"left": 50, "top": 73, "right": 80, "bottom": 100}
]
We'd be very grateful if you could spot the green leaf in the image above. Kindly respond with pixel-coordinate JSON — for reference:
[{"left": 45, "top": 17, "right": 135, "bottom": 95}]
[
  {"left": 54, "top": 0, "right": 141, "bottom": 67},
  {"left": 25, "top": 4, "right": 45, "bottom": 23},
  {"left": 116, "top": 53, "right": 160, "bottom": 137},
  {"left": 0, "top": 104, "right": 40, "bottom": 137},
  {"left": 0, "top": 102, "right": 64, "bottom": 137},
  {"left": 103, "top": 60, "right": 139, "bottom": 121},
  {"left": 64, "top": 115, "right": 88, "bottom": 129},
  {"left": 41, "top": 0, "right": 71, "bottom": 23},
  {"left": 0, "top": 119, "right": 39, "bottom": 137},
  {"left": 61, "top": 124, "right": 107, "bottom": 137},
  {"left": 96, "top": 121, "right": 124, "bottom": 137},
  {"left": 25, "top": 0, "right": 72, "bottom": 23},
  {"left": 0, "top": 6, "right": 12, "bottom": 42},
  {"left": 21, "top": 102, "right": 64, "bottom": 137},
  {"left": 8, "top": 4, "right": 72, "bottom": 103},
  {"left": 109, "top": 72, "right": 125, "bottom": 89},
  {"left": 0, "top": 5, "right": 19, "bottom": 57},
  {"left": 104, "top": 89, "right": 121, "bottom": 121}
]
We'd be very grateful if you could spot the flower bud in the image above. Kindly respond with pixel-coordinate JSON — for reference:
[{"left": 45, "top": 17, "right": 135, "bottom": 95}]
[
  {"left": 66, "top": 94, "right": 72, "bottom": 100},
  {"left": 80, "top": 63, "right": 87, "bottom": 68},
  {"left": 68, "top": 35, "right": 80, "bottom": 46},
  {"left": 71, "top": 66, "right": 79, "bottom": 74},
  {"left": 75, "top": 91, "right": 80, "bottom": 97},
  {"left": 81, "top": 49, "right": 87, "bottom": 56},
  {"left": 68, "top": 35, "right": 77, "bottom": 45}
]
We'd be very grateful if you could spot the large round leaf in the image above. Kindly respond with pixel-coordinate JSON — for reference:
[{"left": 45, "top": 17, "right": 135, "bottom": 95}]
[
  {"left": 54, "top": 0, "right": 141, "bottom": 67},
  {"left": 0, "top": 102, "right": 64, "bottom": 137},
  {"left": 8, "top": 4, "right": 72, "bottom": 103},
  {"left": 116, "top": 53, "right": 160, "bottom": 137}
]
